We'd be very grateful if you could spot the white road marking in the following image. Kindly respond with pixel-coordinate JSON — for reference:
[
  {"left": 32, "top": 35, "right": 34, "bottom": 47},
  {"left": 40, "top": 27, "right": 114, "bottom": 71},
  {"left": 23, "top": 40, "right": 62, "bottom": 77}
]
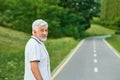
[
  {"left": 94, "top": 67, "right": 98, "bottom": 72},
  {"left": 93, "top": 40, "right": 96, "bottom": 53},
  {"left": 93, "top": 40, "right": 96, "bottom": 50},
  {"left": 93, "top": 40, "right": 98, "bottom": 73},
  {"left": 93, "top": 54, "right": 97, "bottom": 57},
  {"left": 93, "top": 59, "right": 98, "bottom": 63},
  {"left": 94, "top": 50, "right": 96, "bottom": 52}
]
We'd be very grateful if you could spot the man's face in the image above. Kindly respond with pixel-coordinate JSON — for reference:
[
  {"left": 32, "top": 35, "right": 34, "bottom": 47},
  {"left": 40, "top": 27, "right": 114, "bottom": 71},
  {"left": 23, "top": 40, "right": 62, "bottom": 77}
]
[{"left": 35, "top": 25, "right": 48, "bottom": 41}]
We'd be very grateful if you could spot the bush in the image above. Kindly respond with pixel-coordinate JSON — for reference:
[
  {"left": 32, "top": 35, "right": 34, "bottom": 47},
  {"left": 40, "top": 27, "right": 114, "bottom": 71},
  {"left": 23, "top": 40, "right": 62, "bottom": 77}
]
[
  {"left": 113, "top": 17, "right": 120, "bottom": 27},
  {"left": 115, "top": 31, "right": 120, "bottom": 35},
  {"left": 0, "top": 0, "right": 92, "bottom": 39}
]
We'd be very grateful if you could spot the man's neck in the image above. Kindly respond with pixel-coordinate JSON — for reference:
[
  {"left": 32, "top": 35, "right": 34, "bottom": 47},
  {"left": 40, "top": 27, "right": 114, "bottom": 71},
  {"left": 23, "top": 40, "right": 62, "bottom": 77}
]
[{"left": 32, "top": 36, "right": 44, "bottom": 43}]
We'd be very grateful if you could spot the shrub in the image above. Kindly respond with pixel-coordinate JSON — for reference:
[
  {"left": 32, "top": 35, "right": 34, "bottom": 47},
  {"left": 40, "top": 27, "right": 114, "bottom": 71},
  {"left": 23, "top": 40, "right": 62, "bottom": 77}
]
[
  {"left": 113, "top": 17, "right": 120, "bottom": 27},
  {"left": 0, "top": 0, "right": 92, "bottom": 39}
]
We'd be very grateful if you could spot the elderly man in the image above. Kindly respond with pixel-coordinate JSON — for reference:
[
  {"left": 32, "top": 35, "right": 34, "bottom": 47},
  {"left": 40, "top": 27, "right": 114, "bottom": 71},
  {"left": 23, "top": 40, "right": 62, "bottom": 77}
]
[{"left": 24, "top": 19, "right": 51, "bottom": 80}]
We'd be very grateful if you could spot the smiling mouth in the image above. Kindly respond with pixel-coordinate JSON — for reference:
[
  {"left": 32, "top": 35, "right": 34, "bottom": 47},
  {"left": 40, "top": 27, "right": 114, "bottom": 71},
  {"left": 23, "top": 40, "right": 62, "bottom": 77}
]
[{"left": 43, "top": 35, "right": 48, "bottom": 37}]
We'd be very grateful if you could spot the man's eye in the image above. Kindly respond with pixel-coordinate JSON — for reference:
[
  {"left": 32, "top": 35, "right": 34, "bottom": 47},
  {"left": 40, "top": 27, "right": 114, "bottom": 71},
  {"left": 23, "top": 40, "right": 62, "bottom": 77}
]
[
  {"left": 45, "top": 29, "right": 48, "bottom": 32},
  {"left": 40, "top": 29, "right": 48, "bottom": 32}
]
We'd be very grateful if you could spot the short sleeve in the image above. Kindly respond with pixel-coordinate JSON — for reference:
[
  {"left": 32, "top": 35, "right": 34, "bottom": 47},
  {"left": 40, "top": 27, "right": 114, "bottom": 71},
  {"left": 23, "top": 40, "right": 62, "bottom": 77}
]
[{"left": 28, "top": 41, "right": 41, "bottom": 62}]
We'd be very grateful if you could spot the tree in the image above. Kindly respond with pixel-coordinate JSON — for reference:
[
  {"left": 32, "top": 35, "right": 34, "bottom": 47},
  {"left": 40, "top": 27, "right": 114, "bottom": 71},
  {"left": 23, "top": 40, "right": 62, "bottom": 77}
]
[
  {"left": 59, "top": 0, "right": 100, "bottom": 37},
  {"left": 100, "top": 0, "right": 120, "bottom": 21},
  {"left": 100, "top": 0, "right": 120, "bottom": 27},
  {"left": 0, "top": 0, "right": 100, "bottom": 38},
  {"left": 59, "top": 0, "right": 100, "bottom": 19}
]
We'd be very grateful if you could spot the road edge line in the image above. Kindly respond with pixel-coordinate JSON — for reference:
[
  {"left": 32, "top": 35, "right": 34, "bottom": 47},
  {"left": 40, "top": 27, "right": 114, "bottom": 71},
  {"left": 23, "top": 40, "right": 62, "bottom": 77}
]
[
  {"left": 51, "top": 39, "right": 85, "bottom": 80},
  {"left": 103, "top": 39, "right": 120, "bottom": 58}
]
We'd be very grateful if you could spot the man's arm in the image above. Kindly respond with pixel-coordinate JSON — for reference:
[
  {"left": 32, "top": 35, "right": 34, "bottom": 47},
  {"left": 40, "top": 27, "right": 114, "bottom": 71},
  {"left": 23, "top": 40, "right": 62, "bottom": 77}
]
[{"left": 30, "top": 61, "right": 43, "bottom": 80}]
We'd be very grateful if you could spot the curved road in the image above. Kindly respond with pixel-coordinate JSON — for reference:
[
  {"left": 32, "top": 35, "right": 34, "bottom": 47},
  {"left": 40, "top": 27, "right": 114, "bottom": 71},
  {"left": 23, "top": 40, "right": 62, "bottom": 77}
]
[{"left": 51, "top": 36, "right": 120, "bottom": 80}]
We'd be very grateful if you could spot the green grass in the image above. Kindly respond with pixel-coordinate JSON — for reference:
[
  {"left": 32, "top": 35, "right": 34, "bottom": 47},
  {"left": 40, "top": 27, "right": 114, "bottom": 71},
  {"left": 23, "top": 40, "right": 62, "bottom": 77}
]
[
  {"left": 0, "top": 27, "right": 30, "bottom": 80},
  {"left": 106, "top": 35, "right": 120, "bottom": 53},
  {"left": 85, "top": 24, "right": 115, "bottom": 36},
  {"left": 0, "top": 26, "right": 79, "bottom": 80},
  {"left": 45, "top": 38, "right": 78, "bottom": 71}
]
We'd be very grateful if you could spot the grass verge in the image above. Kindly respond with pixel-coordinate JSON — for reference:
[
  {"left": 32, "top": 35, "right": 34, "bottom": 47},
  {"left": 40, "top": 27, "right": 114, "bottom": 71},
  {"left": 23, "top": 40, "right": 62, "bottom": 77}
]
[
  {"left": 0, "top": 26, "right": 79, "bottom": 80},
  {"left": 85, "top": 24, "right": 115, "bottom": 36},
  {"left": 106, "top": 35, "right": 120, "bottom": 53},
  {"left": 45, "top": 38, "right": 78, "bottom": 71}
]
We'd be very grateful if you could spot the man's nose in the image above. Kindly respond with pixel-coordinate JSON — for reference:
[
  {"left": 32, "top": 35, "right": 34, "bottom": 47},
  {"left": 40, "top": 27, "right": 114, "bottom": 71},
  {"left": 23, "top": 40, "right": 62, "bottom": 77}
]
[{"left": 43, "top": 31, "right": 48, "bottom": 35}]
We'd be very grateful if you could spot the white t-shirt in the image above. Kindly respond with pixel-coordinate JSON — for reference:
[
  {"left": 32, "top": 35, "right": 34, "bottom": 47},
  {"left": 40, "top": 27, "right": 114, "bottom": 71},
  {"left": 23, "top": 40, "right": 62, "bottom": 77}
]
[{"left": 24, "top": 36, "right": 51, "bottom": 80}]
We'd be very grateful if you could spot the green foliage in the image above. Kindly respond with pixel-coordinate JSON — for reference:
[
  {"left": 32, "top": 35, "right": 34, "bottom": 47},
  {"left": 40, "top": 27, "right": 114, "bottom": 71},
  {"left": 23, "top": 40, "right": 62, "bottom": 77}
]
[
  {"left": 100, "top": 0, "right": 119, "bottom": 20},
  {"left": 59, "top": 0, "right": 100, "bottom": 18},
  {"left": 113, "top": 17, "right": 120, "bottom": 27},
  {"left": 91, "top": 17, "right": 120, "bottom": 30},
  {"left": 0, "top": 0, "right": 100, "bottom": 39},
  {"left": 59, "top": 0, "right": 100, "bottom": 35},
  {"left": 100, "top": 0, "right": 120, "bottom": 28},
  {"left": 85, "top": 24, "right": 115, "bottom": 36},
  {"left": 0, "top": 26, "right": 79, "bottom": 80}
]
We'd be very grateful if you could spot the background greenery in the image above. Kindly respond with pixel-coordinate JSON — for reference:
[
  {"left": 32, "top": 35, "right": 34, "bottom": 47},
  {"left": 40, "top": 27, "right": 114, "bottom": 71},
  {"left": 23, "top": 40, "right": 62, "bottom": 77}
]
[
  {"left": 85, "top": 24, "right": 115, "bottom": 36},
  {"left": 0, "top": 0, "right": 100, "bottom": 38},
  {"left": 0, "top": 0, "right": 120, "bottom": 80},
  {"left": 98, "top": 0, "right": 120, "bottom": 28}
]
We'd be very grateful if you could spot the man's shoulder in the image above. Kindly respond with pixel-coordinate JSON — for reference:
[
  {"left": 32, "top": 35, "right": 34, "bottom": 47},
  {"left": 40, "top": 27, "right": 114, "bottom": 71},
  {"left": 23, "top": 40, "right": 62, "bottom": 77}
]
[{"left": 26, "top": 38, "right": 38, "bottom": 46}]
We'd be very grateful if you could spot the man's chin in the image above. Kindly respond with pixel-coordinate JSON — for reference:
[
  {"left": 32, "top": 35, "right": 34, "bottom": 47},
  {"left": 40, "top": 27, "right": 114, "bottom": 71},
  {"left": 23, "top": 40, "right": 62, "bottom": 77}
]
[{"left": 39, "top": 37, "right": 47, "bottom": 42}]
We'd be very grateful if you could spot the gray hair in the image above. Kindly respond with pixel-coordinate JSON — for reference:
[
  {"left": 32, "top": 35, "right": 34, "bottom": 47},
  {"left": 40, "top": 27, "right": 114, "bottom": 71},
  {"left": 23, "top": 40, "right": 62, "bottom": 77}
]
[{"left": 32, "top": 19, "right": 48, "bottom": 30}]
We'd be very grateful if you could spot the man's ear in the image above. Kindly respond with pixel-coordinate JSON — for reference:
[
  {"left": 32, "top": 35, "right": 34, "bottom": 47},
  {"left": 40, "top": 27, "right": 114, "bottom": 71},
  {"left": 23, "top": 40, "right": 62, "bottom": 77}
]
[{"left": 32, "top": 30, "right": 36, "bottom": 35}]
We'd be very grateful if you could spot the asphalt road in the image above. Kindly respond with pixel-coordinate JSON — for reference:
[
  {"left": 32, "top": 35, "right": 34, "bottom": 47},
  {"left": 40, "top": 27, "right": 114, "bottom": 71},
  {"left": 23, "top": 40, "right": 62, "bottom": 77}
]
[{"left": 52, "top": 36, "right": 120, "bottom": 80}]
